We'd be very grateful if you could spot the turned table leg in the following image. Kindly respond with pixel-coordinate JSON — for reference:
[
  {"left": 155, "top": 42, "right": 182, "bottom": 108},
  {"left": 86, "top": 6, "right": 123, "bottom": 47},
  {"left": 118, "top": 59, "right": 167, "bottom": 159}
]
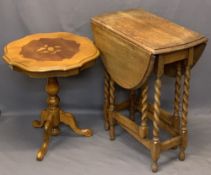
[
  {"left": 173, "top": 63, "right": 182, "bottom": 133},
  {"left": 108, "top": 78, "right": 116, "bottom": 140},
  {"left": 179, "top": 63, "right": 190, "bottom": 161},
  {"left": 151, "top": 75, "right": 162, "bottom": 173},
  {"left": 104, "top": 71, "right": 110, "bottom": 130},
  {"left": 179, "top": 48, "right": 193, "bottom": 161},
  {"left": 139, "top": 82, "right": 149, "bottom": 139},
  {"left": 151, "top": 58, "right": 163, "bottom": 173},
  {"left": 33, "top": 77, "right": 92, "bottom": 161}
]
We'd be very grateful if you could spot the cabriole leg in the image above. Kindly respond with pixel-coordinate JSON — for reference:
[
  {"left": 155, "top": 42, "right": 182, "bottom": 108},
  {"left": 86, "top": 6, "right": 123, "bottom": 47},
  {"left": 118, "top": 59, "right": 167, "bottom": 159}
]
[
  {"left": 37, "top": 120, "right": 52, "bottom": 161},
  {"left": 34, "top": 77, "right": 92, "bottom": 161},
  {"left": 60, "top": 111, "right": 92, "bottom": 137}
]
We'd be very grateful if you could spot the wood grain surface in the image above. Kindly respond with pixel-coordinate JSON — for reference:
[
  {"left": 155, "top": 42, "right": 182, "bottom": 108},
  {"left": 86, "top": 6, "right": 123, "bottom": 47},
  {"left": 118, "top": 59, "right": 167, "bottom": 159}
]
[
  {"left": 93, "top": 9, "right": 208, "bottom": 172},
  {"left": 3, "top": 32, "right": 99, "bottom": 76},
  {"left": 92, "top": 9, "right": 207, "bottom": 54},
  {"left": 92, "top": 9, "right": 207, "bottom": 89}
]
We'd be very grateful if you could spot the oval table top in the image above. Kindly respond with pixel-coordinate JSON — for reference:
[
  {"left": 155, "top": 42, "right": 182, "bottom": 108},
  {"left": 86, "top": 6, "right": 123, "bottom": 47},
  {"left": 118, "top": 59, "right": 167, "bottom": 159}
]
[
  {"left": 92, "top": 9, "right": 207, "bottom": 55},
  {"left": 92, "top": 9, "right": 208, "bottom": 89},
  {"left": 3, "top": 32, "right": 99, "bottom": 78}
]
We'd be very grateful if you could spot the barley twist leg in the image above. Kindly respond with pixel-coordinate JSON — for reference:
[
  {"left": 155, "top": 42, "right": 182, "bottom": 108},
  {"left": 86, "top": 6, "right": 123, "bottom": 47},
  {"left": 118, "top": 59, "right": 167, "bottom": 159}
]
[
  {"left": 151, "top": 77, "right": 161, "bottom": 173},
  {"left": 139, "top": 82, "right": 149, "bottom": 138},
  {"left": 173, "top": 63, "right": 182, "bottom": 133},
  {"left": 104, "top": 71, "right": 110, "bottom": 130},
  {"left": 108, "top": 78, "right": 116, "bottom": 140},
  {"left": 179, "top": 63, "right": 191, "bottom": 161}
]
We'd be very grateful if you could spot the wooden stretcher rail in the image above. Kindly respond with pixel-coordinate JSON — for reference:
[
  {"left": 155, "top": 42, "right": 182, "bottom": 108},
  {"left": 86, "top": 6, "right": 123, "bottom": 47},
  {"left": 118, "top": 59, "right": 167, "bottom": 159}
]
[
  {"left": 113, "top": 111, "right": 182, "bottom": 152},
  {"left": 113, "top": 112, "right": 152, "bottom": 150},
  {"left": 161, "top": 136, "right": 181, "bottom": 152}
]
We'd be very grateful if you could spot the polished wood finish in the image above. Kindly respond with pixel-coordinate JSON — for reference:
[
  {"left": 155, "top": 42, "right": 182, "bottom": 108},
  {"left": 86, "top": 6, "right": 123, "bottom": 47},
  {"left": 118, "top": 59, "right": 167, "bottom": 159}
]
[
  {"left": 3, "top": 32, "right": 99, "bottom": 160},
  {"left": 92, "top": 9, "right": 207, "bottom": 89},
  {"left": 139, "top": 82, "right": 149, "bottom": 139},
  {"left": 3, "top": 32, "right": 99, "bottom": 78},
  {"left": 92, "top": 9, "right": 206, "bottom": 54},
  {"left": 92, "top": 26, "right": 153, "bottom": 89},
  {"left": 104, "top": 71, "right": 110, "bottom": 130},
  {"left": 92, "top": 9, "right": 207, "bottom": 172},
  {"left": 151, "top": 60, "right": 163, "bottom": 172},
  {"left": 33, "top": 77, "right": 92, "bottom": 160},
  {"left": 173, "top": 63, "right": 182, "bottom": 134},
  {"left": 20, "top": 38, "right": 80, "bottom": 61},
  {"left": 108, "top": 78, "right": 116, "bottom": 140},
  {"left": 179, "top": 48, "right": 193, "bottom": 161}
]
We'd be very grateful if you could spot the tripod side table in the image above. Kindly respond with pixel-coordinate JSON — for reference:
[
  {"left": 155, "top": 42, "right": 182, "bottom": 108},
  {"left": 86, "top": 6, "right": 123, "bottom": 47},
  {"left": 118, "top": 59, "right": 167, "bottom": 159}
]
[{"left": 3, "top": 32, "right": 99, "bottom": 160}]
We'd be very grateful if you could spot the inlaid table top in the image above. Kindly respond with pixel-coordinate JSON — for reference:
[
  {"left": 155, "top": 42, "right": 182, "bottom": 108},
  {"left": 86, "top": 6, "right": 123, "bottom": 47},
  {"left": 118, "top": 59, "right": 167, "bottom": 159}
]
[
  {"left": 3, "top": 32, "right": 99, "bottom": 78},
  {"left": 2, "top": 32, "right": 100, "bottom": 161}
]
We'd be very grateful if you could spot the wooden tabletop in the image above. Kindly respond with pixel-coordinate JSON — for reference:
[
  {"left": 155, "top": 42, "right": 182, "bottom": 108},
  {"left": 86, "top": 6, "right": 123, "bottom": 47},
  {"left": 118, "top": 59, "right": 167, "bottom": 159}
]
[
  {"left": 92, "top": 9, "right": 207, "bottom": 89},
  {"left": 92, "top": 9, "right": 207, "bottom": 54},
  {"left": 3, "top": 32, "right": 99, "bottom": 77}
]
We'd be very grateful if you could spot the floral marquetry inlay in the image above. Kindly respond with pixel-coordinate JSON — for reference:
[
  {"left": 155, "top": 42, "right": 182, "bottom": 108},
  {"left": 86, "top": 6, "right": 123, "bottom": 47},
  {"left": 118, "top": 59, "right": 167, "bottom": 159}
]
[
  {"left": 20, "top": 38, "right": 80, "bottom": 61},
  {"left": 3, "top": 32, "right": 99, "bottom": 75},
  {"left": 2, "top": 31, "right": 99, "bottom": 161}
]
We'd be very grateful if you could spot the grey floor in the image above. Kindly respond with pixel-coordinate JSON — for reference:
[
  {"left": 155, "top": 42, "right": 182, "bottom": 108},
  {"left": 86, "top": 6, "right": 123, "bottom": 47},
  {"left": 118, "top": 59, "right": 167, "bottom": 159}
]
[{"left": 0, "top": 108, "right": 211, "bottom": 175}]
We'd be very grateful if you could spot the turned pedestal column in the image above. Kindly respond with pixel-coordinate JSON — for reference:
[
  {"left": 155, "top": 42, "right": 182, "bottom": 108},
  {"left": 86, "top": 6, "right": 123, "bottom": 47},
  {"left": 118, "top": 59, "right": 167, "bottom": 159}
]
[
  {"left": 33, "top": 77, "right": 92, "bottom": 160},
  {"left": 3, "top": 32, "right": 99, "bottom": 160}
]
